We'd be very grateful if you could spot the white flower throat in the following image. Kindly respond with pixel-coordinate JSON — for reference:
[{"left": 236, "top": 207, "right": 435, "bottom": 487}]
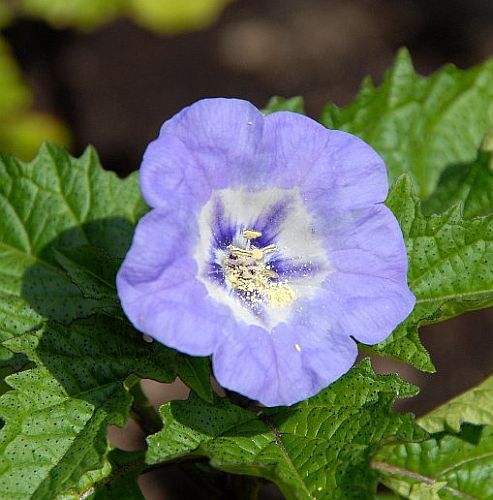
[
  {"left": 223, "top": 229, "right": 296, "bottom": 309},
  {"left": 194, "top": 188, "right": 331, "bottom": 328}
]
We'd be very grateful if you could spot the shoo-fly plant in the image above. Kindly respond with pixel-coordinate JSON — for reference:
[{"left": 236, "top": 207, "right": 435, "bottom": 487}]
[
  {"left": 117, "top": 98, "right": 415, "bottom": 407},
  {"left": 2, "top": 51, "right": 493, "bottom": 499}
]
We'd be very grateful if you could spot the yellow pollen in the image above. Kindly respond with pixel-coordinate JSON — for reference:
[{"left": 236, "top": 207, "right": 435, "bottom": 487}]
[
  {"left": 251, "top": 248, "right": 263, "bottom": 260},
  {"left": 264, "top": 281, "right": 297, "bottom": 308},
  {"left": 223, "top": 229, "right": 295, "bottom": 309},
  {"left": 243, "top": 228, "right": 262, "bottom": 240}
]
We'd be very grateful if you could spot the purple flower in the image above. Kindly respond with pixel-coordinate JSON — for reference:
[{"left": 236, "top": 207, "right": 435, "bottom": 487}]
[{"left": 116, "top": 98, "right": 415, "bottom": 407}]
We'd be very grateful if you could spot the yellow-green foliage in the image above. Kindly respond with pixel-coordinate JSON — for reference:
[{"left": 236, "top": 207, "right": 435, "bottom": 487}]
[
  {"left": 0, "top": 37, "right": 69, "bottom": 160},
  {"left": 4, "top": 0, "right": 232, "bottom": 33}
]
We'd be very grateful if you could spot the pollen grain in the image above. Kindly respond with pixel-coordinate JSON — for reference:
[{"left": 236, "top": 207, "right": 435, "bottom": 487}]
[{"left": 223, "top": 228, "right": 295, "bottom": 309}]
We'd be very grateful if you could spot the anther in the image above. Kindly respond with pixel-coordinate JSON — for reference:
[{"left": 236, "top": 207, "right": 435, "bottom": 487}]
[
  {"left": 251, "top": 248, "right": 264, "bottom": 260},
  {"left": 243, "top": 229, "right": 262, "bottom": 240}
]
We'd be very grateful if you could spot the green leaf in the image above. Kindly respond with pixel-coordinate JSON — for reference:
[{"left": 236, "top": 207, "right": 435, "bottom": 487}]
[
  {"left": 418, "top": 374, "right": 493, "bottom": 434},
  {"left": 374, "top": 174, "right": 493, "bottom": 371},
  {"left": 375, "top": 338, "right": 493, "bottom": 498},
  {"left": 0, "top": 112, "right": 70, "bottom": 163},
  {"left": 147, "top": 360, "right": 426, "bottom": 499},
  {"left": 177, "top": 355, "right": 213, "bottom": 403},
  {"left": 90, "top": 449, "right": 145, "bottom": 500},
  {"left": 262, "top": 96, "right": 305, "bottom": 115},
  {"left": 423, "top": 150, "right": 493, "bottom": 218},
  {"left": 375, "top": 424, "right": 493, "bottom": 499},
  {"left": 0, "top": 141, "right": 212, "bottom": 391},
  {"left": 0, "top": 143, "right": 211, "bottom": 398},
  {"left": 58, "top": 463, "right": 113, "bottom": 500},
  {"left": 0, "top": 316, "right": 177, "bottom": 499},
  {"left": 0, "top": 38, "right": 30, "bottom": 116},
  {"left": 0, "top": 144, "right": 213, "bottom": 495},
  {"left": 54, "top": 462, "right": 113, "bottom": 500},
  {"left": 12, "top": 0, "right": 231, "bottom": 33},
  {"left": 0, "top": 143, "right": 146, "bottom": 333},
  {"left": 0, "top": 144, "right": 148, "bottom": 405},
  {"left": 51, "top": 245, "right": 214, "bottom": 400},
  {"left": 377, "top": 469, "right": 447, "bottom": 500},
  {"left": 127, "top": 0, "right": 232, "bottom": 34},
  {"left": 321, "top": 49, "right": 493, "bottom": 197},
  {"left": 17, "top": 0, "right": 126, "bottom": 30},
  {"left": 53, "top": 246, "right": 121, "bottom": 308}
]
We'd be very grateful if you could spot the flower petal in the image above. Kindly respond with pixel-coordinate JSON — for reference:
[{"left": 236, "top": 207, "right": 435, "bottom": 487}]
[
  {"left": 117, "top": 207, "right": 234, "bottom": 355},
  {"left": 140, "top": 133, "right": 211, "bottom": 210},
  {"left": 213, "top": 321, "right": 357, "bottom": 407},
  {"left": 317, "top": 204, "right": 415, "bottom": 343},
  {"left": 326, "top": 204, "right": 410, "bottom": 280},
  {"left": 320, "top": 272, "right": 415, "bottom": 344},
  {"left": 260, "top": 112, "right": 388, "bottom": 209},
  {"left": 141, "top": 98, "right": 265, "bottom": 204}
]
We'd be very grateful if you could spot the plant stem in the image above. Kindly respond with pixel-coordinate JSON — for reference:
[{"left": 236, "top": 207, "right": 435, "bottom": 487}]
[{"left": 127, "top": 377, "right": 163, "bottom": 435}]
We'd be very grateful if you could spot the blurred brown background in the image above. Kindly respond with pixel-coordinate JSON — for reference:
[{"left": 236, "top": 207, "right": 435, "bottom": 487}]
[
  {"left": 3, "top": 0, "right": 493, "bottom": 498},
  {"left": 7, "top": 0, "right": 493, "bottom": 175}
]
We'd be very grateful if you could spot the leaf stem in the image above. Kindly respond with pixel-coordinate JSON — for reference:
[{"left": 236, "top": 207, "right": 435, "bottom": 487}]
[
  {"left": 128, "top": 379, "right": 163, "bottom": 435},
  {"left": 371, "top": 460, "right": 436, "bottom": 484},
  {"left": 371, "top": 460, "right": 475, "bottom": 499}
]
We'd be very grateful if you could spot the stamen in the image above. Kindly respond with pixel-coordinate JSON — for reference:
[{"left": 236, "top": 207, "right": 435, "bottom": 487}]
[
  {"left": 259, "top": 244, "right": 277, "bottom": 254},
  {"left": 243, "top": 229, "right": 262, "bottom": 240},
  {"left": 229, "top": 246, "right": 253, "bottom": 258},
  {"left": 229, "top": 243, "right": 278, "bottom": 260},
  {"left": 223, "top": 228, "right": 295, "bottom": 310}
]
